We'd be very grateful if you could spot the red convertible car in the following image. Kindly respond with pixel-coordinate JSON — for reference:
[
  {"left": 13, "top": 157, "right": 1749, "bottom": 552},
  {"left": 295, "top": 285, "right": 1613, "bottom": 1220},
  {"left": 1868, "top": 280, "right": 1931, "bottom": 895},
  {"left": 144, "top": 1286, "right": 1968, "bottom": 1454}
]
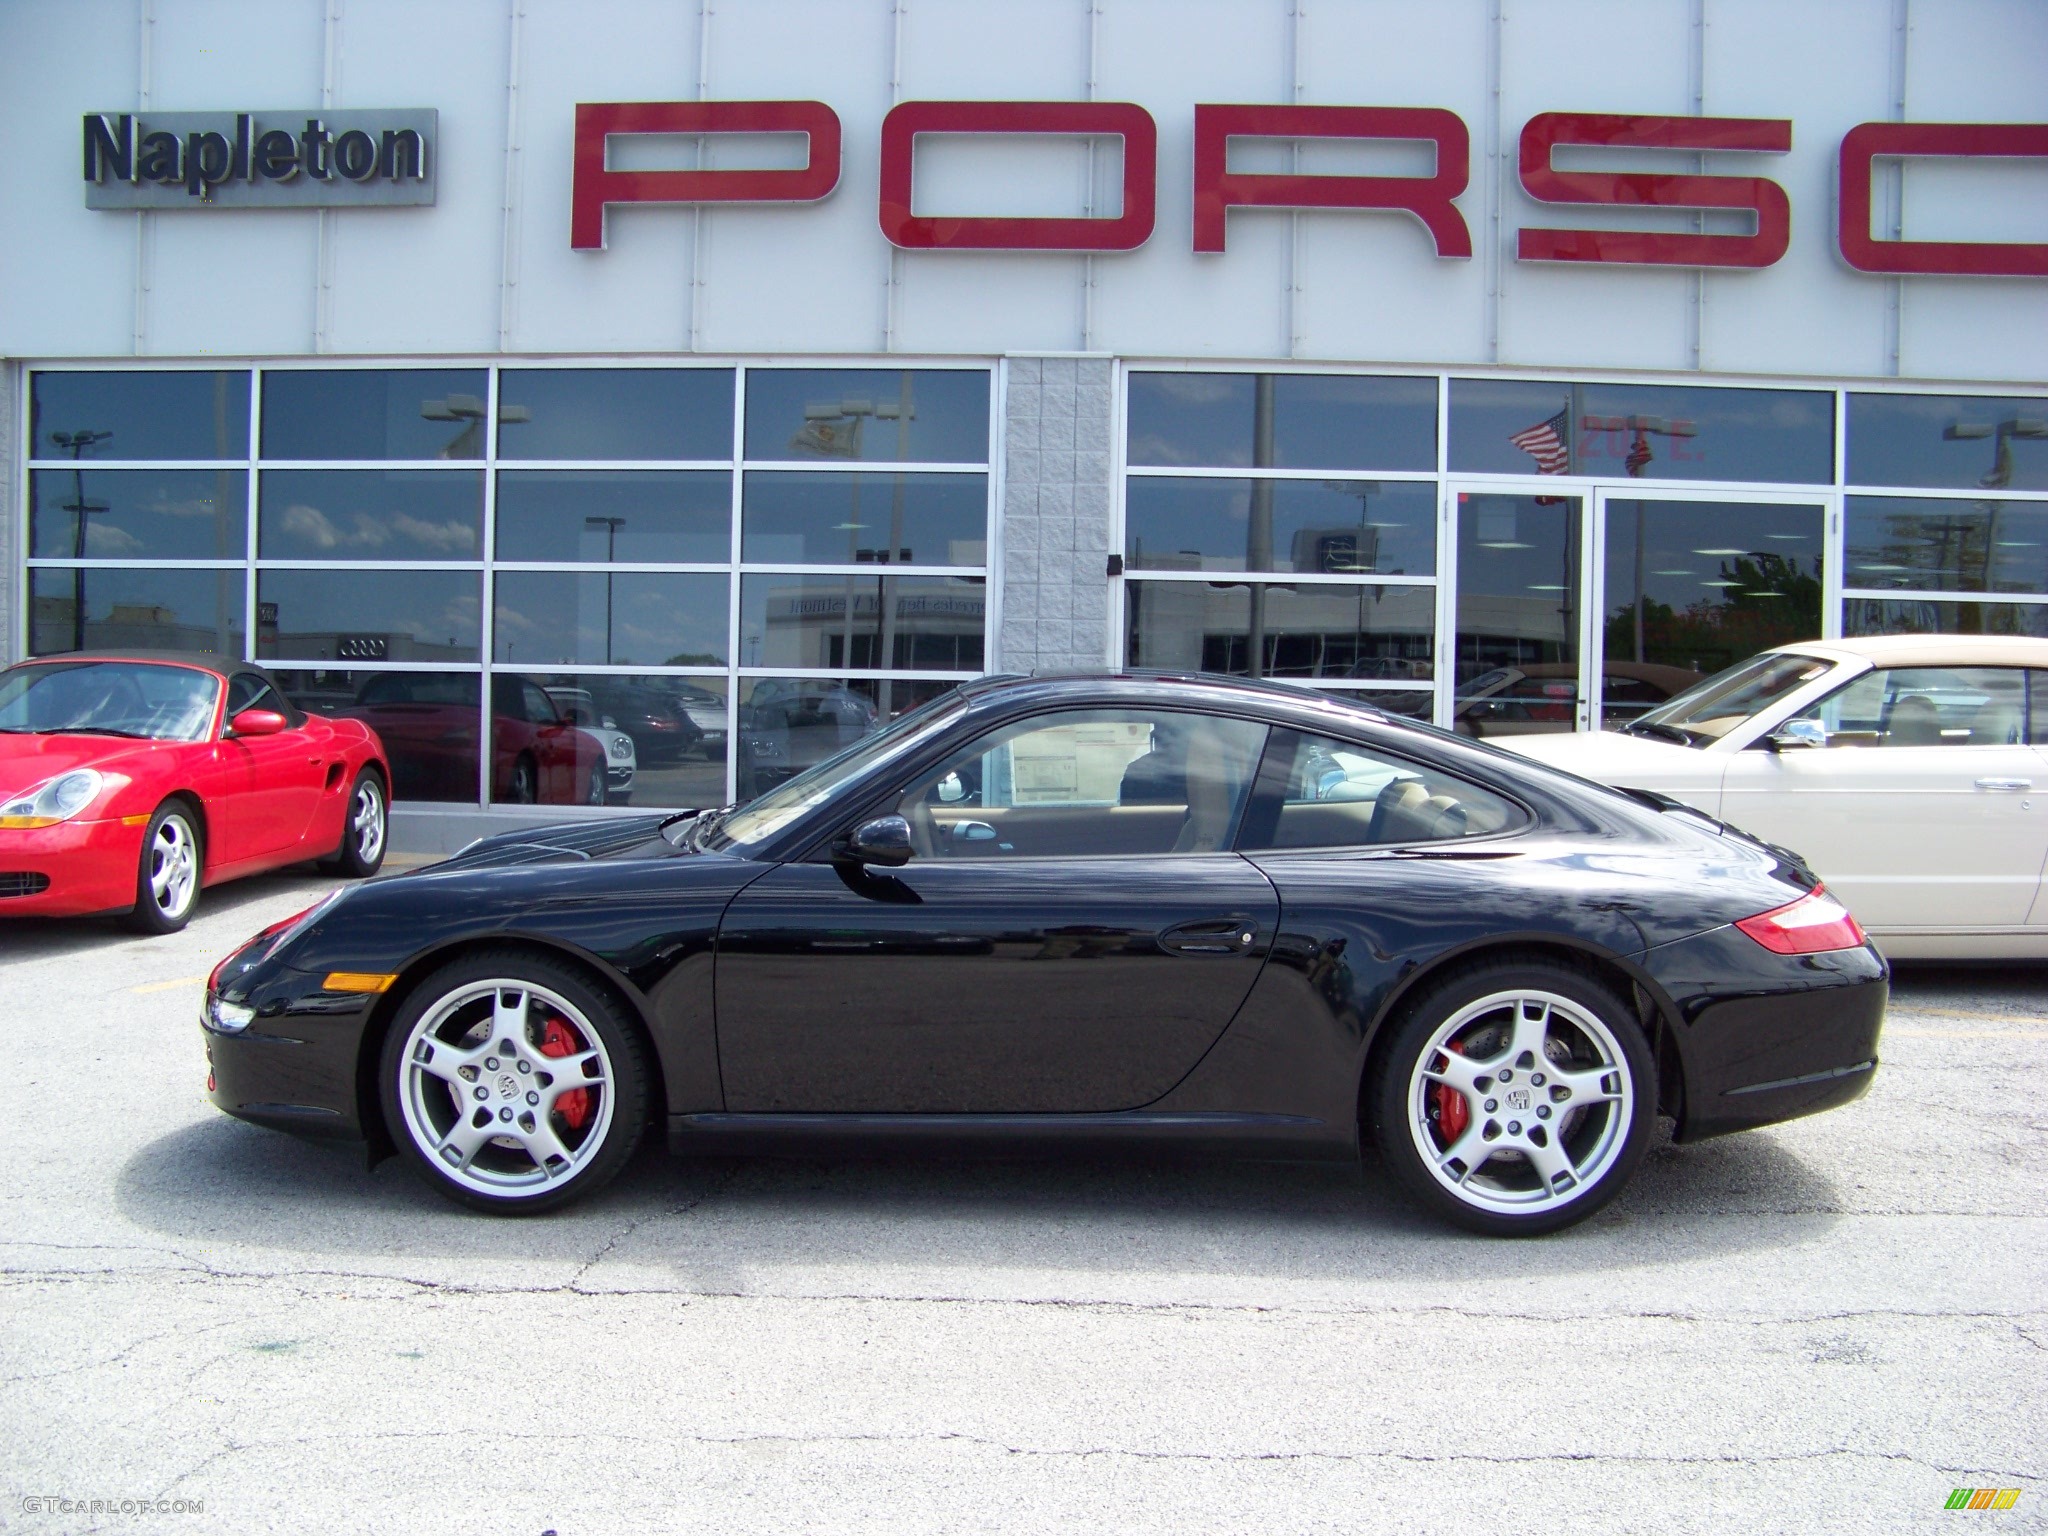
[{"left": 0, "top": 652, "right": 391, "bottom": 933}]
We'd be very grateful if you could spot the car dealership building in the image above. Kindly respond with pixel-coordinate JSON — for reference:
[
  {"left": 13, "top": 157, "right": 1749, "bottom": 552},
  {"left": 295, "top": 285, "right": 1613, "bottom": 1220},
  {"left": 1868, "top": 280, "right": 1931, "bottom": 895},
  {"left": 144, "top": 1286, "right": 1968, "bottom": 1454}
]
[{"left": 1, "top": 0, "right": 2043, "bottom": 846}]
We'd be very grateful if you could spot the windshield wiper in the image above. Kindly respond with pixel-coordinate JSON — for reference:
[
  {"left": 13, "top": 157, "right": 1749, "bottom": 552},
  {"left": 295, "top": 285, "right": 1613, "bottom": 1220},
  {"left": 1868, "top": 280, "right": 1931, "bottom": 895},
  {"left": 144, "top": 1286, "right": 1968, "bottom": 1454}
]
[
  {"left": 1621, "top": 719, "right": 1699, "bottom": 747},
  {"left": 58, "top": 726, "right": 154, "bottom": 739}
]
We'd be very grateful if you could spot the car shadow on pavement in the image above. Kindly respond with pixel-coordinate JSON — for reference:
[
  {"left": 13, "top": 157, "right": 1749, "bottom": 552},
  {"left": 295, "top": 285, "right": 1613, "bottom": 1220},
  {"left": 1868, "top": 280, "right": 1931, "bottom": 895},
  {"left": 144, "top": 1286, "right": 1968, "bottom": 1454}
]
[
  {"left": 113, "top": 1110, "right": 1844, "bottom": 1284},
  {"left": 0, "top": 865, "right": 343, "bottom": 963}
]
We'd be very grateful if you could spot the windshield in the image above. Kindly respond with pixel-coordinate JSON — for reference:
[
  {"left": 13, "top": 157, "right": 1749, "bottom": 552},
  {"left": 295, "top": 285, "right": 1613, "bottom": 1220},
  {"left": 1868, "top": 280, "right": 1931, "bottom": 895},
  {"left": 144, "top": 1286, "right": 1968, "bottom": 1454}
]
[
  {"left": 1629, "top": 651, "right": 1835, "bottom": 744},
  {"left": 707, "top": 688, "right": 969, "bottom": 853},
  {"left": 0, "top": 661, "right": 221, "bottom": 743}
]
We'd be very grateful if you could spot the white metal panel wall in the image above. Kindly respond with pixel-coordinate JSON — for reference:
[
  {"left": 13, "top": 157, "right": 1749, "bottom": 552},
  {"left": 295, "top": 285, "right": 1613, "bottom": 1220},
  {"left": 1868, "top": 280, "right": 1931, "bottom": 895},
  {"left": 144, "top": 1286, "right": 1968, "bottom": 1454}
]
[{"left": 0, "top": 0, "right": 2042, "bottom": 380}]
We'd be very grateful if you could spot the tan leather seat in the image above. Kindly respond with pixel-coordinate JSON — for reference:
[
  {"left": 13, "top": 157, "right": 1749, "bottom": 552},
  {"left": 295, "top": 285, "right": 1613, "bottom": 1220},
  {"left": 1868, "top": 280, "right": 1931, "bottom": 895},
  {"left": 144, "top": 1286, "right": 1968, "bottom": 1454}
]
[
  {"left": 1172, "top": 731, "right": 1232, "bottom": 852},
  {"left": 1885, "top": 695, "right": 1942, "bottom": 747}
]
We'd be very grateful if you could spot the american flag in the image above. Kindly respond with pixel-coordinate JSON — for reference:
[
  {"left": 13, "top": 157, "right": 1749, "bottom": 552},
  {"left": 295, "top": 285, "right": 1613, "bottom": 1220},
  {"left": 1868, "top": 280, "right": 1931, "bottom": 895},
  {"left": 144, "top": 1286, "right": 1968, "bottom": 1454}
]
[
  {"left": 1509, "top": 407, "right": 1571, "bottom": 475},
  {"left": 1624, "top": 431, "right": 1653, "bottom": 476}
]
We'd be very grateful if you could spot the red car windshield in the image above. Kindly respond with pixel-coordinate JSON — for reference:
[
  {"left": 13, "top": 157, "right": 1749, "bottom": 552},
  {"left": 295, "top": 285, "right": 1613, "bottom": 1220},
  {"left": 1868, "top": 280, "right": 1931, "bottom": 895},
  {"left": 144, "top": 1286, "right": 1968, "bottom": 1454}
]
[{"left": 0, "top": 661, "right": 221, "bottom": 743}]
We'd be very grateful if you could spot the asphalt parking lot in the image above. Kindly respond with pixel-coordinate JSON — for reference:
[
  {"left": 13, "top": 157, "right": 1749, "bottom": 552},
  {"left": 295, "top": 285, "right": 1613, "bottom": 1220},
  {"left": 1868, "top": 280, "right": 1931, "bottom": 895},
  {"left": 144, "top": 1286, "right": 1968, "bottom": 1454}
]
[{"left": 1, "top": 868, "right": 2043, "bottom": 1535}]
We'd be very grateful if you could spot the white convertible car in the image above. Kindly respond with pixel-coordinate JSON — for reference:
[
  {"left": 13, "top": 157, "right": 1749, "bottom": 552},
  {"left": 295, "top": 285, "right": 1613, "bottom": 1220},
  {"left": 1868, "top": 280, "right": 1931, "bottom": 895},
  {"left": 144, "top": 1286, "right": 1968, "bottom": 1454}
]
[{"left": 1503, "top": 635, "right": 2048, "bottom": 959}]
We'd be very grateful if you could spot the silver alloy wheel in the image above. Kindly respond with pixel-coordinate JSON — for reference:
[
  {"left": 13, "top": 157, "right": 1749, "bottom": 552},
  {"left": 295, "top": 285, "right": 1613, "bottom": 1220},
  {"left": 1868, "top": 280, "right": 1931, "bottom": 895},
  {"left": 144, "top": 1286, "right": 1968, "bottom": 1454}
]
[
  {"left": 1407, "top": 988, "right": 1634, "bottom": 1217},
  {"left": 396, "top": 979, "right": 615, "bottom": 1199},
  {"left": 149, "top": 814, "right": 199, "bottom": 920},
  {"left": 351, "top": 776, "right": 386, "bottom": 864}
]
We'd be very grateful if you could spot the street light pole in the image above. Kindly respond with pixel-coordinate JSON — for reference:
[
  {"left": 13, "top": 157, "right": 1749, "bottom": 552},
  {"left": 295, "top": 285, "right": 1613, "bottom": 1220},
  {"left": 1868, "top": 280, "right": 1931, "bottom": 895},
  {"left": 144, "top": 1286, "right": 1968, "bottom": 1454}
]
[
  {"left": 53, "top": 429, "right": 113, "bottom": 652},
  {"left": 585, "top": 516, "right": 626, "bottom": 665}
]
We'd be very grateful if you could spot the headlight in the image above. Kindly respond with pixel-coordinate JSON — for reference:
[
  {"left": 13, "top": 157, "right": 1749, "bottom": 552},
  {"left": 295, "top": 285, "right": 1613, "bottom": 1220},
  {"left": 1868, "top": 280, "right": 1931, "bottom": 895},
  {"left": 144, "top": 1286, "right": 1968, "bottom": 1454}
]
[
  {"left": 0, "top": 769, "right": 108, "bottom": 829},
  {"left": 206, "top": 996, "right": 257, "bottom": 1034}
]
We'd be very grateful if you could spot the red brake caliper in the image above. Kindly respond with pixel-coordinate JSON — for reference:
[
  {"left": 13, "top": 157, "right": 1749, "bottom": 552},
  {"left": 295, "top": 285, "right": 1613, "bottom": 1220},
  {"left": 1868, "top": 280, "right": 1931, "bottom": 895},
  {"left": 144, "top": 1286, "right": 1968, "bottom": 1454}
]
[
  {"left": 539, "top": 1013, "right": 593, "bottom": 1130},
  {"left": 1434, "top": 1041, "right": 1469, "bottom": 1144}
]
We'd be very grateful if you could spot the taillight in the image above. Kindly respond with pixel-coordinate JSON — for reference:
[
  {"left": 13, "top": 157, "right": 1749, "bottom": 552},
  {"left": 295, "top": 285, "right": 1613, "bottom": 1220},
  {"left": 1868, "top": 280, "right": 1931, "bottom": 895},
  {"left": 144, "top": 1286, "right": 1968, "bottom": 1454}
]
[{"left": 1734, "top": 885, "right": 1867, "bottom": 955}]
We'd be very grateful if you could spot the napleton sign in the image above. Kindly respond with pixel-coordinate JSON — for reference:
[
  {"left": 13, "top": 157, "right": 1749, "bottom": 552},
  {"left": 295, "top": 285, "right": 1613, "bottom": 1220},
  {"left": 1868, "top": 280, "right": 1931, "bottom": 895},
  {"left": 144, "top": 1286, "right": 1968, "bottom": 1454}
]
[
  {"left": 82, "top": 109, "right": 436, "bottom": 208},
  {"left": 569, "top": 99, "right": 2048, "bottom": 277}
]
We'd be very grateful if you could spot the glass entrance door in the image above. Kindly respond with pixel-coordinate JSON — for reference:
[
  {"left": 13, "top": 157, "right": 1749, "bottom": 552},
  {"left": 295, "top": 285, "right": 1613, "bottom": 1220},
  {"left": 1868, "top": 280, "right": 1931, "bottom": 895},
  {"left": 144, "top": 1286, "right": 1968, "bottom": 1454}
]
[
  {"left": 1450, "top": 489, "right": 1589, "bottom": 739},
  {"left": 1591, "top": 491, "right": 1828, "bottom": 730}
]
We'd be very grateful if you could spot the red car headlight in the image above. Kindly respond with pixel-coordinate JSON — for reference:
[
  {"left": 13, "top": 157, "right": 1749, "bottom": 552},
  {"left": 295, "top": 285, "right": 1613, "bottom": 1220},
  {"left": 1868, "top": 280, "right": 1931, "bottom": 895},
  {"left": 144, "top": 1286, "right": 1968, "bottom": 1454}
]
[
  {"left": 1735, "top": 885, "right": 1868, "bottom": 955},
  {"left": 0, "top": 769, "right": 113, "bottom": 828}
]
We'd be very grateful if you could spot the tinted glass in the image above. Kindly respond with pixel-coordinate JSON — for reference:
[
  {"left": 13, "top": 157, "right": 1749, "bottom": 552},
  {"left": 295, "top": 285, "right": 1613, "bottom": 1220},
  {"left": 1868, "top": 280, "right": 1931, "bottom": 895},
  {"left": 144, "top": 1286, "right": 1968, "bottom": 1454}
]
[
  {"left": 1637, "top": 650, "right": 1835, "bottom": 742},
  {"left": 492, "top": 571, "right": 729, "bottom": 668},
  {"left": 528, "top": 672, "right": 729, "bottom": 809},
  {"left": 742, "top": 471, "right": 988, "bottom": 566},
  {"left": 1314, "top": 686, "right": 1434, "bottom": 721},
  {"left": 496, "top": 368, "right": 735, "bottom": 460},
  {"left": 1453, "top": 493, "right": 1582, "bottom": 737},
  {"left": 1844, "top": 599, "right": 2048, "bottom": 640},
  {"left": 1602, "top": 498, "right": 1823, "bottom": 694},
  {"left": 30, "top": 469, "right": 247, "bottom": 560},
  {"left": 256, "top": 569, "right": 480, "bottom": 662},
  {"left": 1124, "top": 579, "right": 1434, "bottom": 681},
  {"left": 0, "top": 661, "right": 221, "bottom": 743},
  {"left": 1788, "top": 666, "right": 2030, "bottom": 748},
  {"left": 1126, "top": 373, "right": 1435, "bottom": 469},
  {"left": 31, "top": 370, "right": 249, "bottom": 460},
  {"left": 898, "top": 709, "right": 1270, "bottom": 858},
  {"left": 495, "top": 471, "right": 732, "bottom": 564},
  {"left": 29, "top": 567, "right": 245, "bottom": 657},
  {"left": 739, "top": 575, "right": 986, "bottom": 671},
  {"left": 1240, "top": 728, "right": 1524, "bottom": 850},
  {"left": 258, "top": 470, "right": 482, "bottom": 560},
  {"left": 734, "top": 675, "right": 962, "bottom": 803},
  {"left": 1845, "top": 497, "right": 2048, "bottom": 594},
  {"left": 1847, "top": 394, "right": 2048, "bottom": 491},
  {"left": 260, "top": 369, "right": 492, "bottom": 460},
  {"left": 1449, "top": 378, "right": 1832, "bottom": 484},
  {"left": 744, "top": 370, "right": 989, "bottom": 463},
  {"left": 1125, "top": 478, "right": 1435, "bottom": 575},
  {"left": 275, "top": 668, "right": 484, "bottom": 802}
]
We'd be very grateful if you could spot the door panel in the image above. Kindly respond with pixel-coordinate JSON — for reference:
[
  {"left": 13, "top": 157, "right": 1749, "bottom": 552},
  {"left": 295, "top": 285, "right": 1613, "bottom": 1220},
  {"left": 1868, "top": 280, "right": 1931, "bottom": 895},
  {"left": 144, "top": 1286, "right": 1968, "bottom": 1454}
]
[{"left": 715, "top": 855, "right": 1280, "bottom": 1113}]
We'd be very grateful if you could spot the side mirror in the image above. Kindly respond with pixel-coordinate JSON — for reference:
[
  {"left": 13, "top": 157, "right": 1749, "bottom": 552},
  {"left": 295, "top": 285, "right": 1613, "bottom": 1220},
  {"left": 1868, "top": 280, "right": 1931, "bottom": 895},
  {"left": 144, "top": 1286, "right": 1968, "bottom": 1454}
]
[
  {"left": 1766, "top": 718, "right": 1826, "bottom": 753},
  {"left": 229, "top": 708, "right": 288, "bottom": 737},
  {"left": 838, "top": 814, "right": 914, "bottom": 867}
]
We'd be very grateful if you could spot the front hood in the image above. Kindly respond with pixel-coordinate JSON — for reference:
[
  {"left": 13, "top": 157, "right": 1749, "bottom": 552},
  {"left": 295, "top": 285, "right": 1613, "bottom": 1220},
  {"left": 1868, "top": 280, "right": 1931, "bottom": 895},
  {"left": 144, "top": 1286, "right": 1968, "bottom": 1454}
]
[
  {"left": 1499, "top": 729, "right": 1717, "bottom": 789},
  {"left": 424, "top": 812, "right": 691, "bottom": 872},
  {"left": 0, "top": 733, "right": 158, "bottom": 796}
]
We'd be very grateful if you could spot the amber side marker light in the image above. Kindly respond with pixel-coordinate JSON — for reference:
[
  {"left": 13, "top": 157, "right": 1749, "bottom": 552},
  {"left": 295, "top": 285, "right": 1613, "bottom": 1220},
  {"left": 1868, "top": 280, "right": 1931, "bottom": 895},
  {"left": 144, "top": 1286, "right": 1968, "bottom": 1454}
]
[
  {"left": 324, "top": 972, "right": 398, "bottom": 994},
  {"left": 1734, "top": 886, "right": 1868, "bottom": 955}
]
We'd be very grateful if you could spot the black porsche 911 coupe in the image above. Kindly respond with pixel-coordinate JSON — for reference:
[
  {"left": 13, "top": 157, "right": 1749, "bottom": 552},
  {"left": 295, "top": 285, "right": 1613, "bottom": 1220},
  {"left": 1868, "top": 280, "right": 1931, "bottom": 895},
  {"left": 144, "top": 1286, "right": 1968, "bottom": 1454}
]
[{"left": 201, "top": 673, "right": 1885, "bottom": 1235}]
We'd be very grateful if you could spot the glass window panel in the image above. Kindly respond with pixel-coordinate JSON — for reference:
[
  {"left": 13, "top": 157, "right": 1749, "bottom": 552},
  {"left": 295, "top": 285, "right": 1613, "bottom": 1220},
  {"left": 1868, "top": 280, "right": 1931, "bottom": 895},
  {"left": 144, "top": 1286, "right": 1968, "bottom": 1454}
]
[
  {"left": 737, "top": 675, "right": 959, "bottom": 800},
  {"left": 1844, "top": 598, "right": 2048, "bottom": 640},
  {"left": 1845, "top": 496, "right": 2048, "bottom": 594},
  {"left": 739, "top": 575, "right": 986, "bottom": 672},
  {"left": 1847, "top": 394, "right": 2048, "bottom": 491},
  {"left": 1449, "top": 378, "right": 1832, "bottom": 484},
  {"left": 30, "top": 469, "right": 247, "bottom": 561},
  {"left": 1239, "top": 728, "right": 1525, "bottom": 850},
  {"left": 742, "top": 471, "right": 988, "bottom": 566},
  {"left": 29, "top": 566, "right": 245, "bottom": 657},
  {"left": 1601, "top": 499, "right": 1823, "bottom": 697},
  {"left": 1453, "top": 493, "right": 1582, "bottom": 737},
  {"left": 496, "top": 368, "right": 735, "bottom": 460},
  {"left": 31, "top": 370, "right": 249, "bottom": 461},
  {"left": 256, "top": 569, "right": 480, "bottom": 662},
  {"left": 496, "top": 471, "right": 732, "bottom": 564},
  {"left": 272, "top": 668, "right": 482, "bottom": 803},
  {"left": 1312, "top": 686, "right": 1435, "bottom": 721},
  {"left": 1125, "top": 478, "right": 1435, "bottom": 576},
  {"left": 492, "top": 571, "right": 729, "bottom": 668},
  {"left": 258, "top": 470, "right": 482, "bottom": 561},
  {"left": 525, "top": 672, "right": 729, "bottom": 809},
  {"left": 1787, "top": 666, "right": 2030, "bottom": 749},
  {"left": 1127, "top": 372, "right": 1435, "bottom": 470},
  {"left": 744, "top": 369, "right": 989, "bottom": 463},
  {"left": 260, "top": 369, "right": 491, "bottom": 460},
  {"left": 1124, "top": 579, "right": 1434, "bottom": 681}
]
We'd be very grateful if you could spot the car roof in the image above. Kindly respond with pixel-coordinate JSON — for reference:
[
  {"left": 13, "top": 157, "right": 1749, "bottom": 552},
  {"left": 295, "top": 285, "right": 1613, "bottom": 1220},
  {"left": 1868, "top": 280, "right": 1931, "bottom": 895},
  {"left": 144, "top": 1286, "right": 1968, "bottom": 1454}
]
[
  {"left": 959, "top": 670, "right": 1400, "bottom": 729},
  {"left": 1770, "top": 634, "right": 2048, "bottom": 668}
]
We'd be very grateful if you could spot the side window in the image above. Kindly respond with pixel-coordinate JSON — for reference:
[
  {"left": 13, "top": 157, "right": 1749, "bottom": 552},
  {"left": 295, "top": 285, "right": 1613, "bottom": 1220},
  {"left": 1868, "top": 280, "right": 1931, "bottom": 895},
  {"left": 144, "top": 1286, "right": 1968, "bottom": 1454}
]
[
  {"left": 895, "top": 709, "right": 1268, "bottom": 858},
  {"left": 521, "top": 682, "right": 560, "bottom": 725},
  {"left": 226, "top": 674, "right": 261, "bottom": 715},
  {"left": 1238, "top": 729, "right": 1527, "bottom": 851},
  {"left": 1788, "top": 667, "right": 2027, "bottom": 748}
]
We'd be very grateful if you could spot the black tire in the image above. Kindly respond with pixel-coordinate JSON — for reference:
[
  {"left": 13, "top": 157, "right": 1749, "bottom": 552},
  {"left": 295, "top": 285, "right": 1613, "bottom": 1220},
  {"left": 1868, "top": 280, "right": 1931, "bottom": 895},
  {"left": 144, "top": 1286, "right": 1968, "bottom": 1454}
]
[
  {"left": 126, "top": 801, "right": 203, "bottom": 934},
  {"left": 583, "top": 759, "right": 605, "bottom": 806},
  {"left": 379, "top": 949, "right": 649, "bottom": 1215},
  {"left": 319, "top": 767, "right": 388, "bottom": 878},
  {"left": 1369, "top": 960, "right": 1653, "bottom": 1237},
  {"left": 508, "top": 754, "right": 538, "bottom": 804}
]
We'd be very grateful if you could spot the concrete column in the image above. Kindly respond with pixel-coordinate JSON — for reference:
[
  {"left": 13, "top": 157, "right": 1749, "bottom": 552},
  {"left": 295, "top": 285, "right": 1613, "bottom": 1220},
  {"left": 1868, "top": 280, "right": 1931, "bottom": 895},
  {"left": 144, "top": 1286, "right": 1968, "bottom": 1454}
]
[{"left": 997, "top": 354, "right": 1115, "bottom": 674}]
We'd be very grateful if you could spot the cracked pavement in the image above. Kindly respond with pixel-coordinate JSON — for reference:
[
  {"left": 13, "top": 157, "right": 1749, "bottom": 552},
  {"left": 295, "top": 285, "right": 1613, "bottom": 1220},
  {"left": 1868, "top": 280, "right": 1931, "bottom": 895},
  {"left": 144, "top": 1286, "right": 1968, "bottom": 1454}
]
[{"left": 1, "top": 869, "right": 2044, "bottom": 1534}]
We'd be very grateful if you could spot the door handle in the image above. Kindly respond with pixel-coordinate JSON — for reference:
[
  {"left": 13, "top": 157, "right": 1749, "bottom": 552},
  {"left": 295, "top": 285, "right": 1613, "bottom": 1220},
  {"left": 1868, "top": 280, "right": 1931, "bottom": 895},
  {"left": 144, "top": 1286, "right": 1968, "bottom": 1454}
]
[
  {"left": 1975, "top": 777, "right": 2032, "bottom": 792},
  {"left": 1159, "top": 917, "right": 1261, "bottom": 956}
]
